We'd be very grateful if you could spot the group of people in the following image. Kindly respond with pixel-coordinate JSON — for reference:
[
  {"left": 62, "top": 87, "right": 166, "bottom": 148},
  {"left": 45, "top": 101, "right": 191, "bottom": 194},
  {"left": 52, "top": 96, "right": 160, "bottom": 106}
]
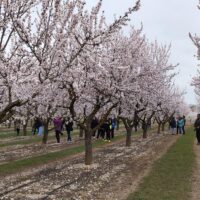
[
  {"left": 32, "top": 118, "right": 43, "bottom": 136},
  {"left": 53, "top": 117, "right": 73, "bottom": 143},
  {"left": 51, "top": 116, "right": 117, "bottom": 143},
  {"left": 173, "top": 114, "right": 200, "bottom": 146},
  {"left": 169, "top": 115, "right": 186, "bottom": 135},
  {"left": 13, "top": 113, "right": 200, "bottom": 147},
  {"left": 15, "top": 115, "right": 117, "bottom": 144},
  {"left": 32, "top": 117, "right": 74, "bottom": 143},
  {"left": 91, "top": 117, "right": 117, "bottom": 142}
]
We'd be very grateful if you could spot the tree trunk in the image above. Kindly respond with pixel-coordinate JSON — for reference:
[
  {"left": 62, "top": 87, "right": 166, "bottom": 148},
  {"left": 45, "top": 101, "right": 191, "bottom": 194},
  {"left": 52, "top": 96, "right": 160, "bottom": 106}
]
[
  {"left": 126, "top": 128, "right": 132, "bottom": 147},
  {"left": 162, "top": 123, "right": 165, "bottom": 132},
  {"left": 117, "top": 117, "right": 120, "bottom": 130},
  {"left": 42, "top": 120, "right": 49, "bottom": 144},
  {"left": 8, "top": 120, "right": 12, "bottom": 128},
  {"left": 14, "top": 121, "right": 16, "bottom": 131},
  {"left": 142, "top": 123, "right": 148, "bottom": 138},
  {"left": 134, "top": 123, "right": 138, "bottom": 132},
  {"left": 23, "top": 124, "right": 27, "bottom": 136},
  {"left": 157, "top": 123, "right": 161, "bottom": 134},
  {"left": 23, "top": 119, "right": 29, "bottom": 136},
  {"left": 85, "top": 130, "right": 92, "bottom": 165},
  {"left": 79, "top": 127, "right": 84, "bottom": 138}
]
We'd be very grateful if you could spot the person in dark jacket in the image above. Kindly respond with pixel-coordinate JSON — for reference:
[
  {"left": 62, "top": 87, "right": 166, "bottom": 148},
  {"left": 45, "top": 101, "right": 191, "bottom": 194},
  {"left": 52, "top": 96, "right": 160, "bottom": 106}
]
[
  {"left": 91, "top": 117, "right": 99, "bottom": 137},
  {"left": 104, "top": 119, "right": 111, "bottom": 142},
  {"left": 182, "top": 115, "right": 186, "bottom": 134},
  {"left": 15, "top": 119, "right": 21, "bottom": 136},
  {"left": 97, "top": 123, "right": 105, "bottom": 139},
  {"left": 65, "top": 117, "right": 73, "bottom": 143},
  {"left": 110, "top": 118, "right": 116, "bottom": 138},
  {"left": 169, "top": 117, "right": 176, "bottom": 135},
  {"left": 32, "top": 117, "right": 42, "bottom": 135},
  {"left": 194, "top": 114, "right": 200, "bottom": 145},
  {"left": 32, "top": 119, "right": 37, "bottom": 135},
  {"left": 60, "top": 117, "right": 65, "bottom": 135},
  {"left": 176, "top": 116, "right": 179, "bottom": 134}
]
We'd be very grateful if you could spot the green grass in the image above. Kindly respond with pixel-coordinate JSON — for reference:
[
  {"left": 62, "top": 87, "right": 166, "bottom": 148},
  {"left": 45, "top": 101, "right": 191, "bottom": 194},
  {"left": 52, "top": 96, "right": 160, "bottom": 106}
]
[
  {"left": 0, "top": 130, "right": 32, "bottom": 139},
  {"left": 0, "top": 132, "right": 54, "bottom": 148},
  {"left": 0, "top": 123, "right": 126, "bottom": 139},
  {"left": 0, "top": 136, "right": 46, "bottom": 148},
  {"left": 0, "top": 126, "right": 156, "bottom": 176},
  {"left": 0, "top": 144, "right": 85, "bottom": 176},
  {"left": 0, "top": 124, "right": 128, "bottom": 148},
  {"left": 127, "top": 127, "right": 195, "bottom": 200},
  {"left": 0, "top": 130, "right": 79, "bottom": 148},
  {"left": 0, "top": 133, "right": 126, "bottom": 176}
]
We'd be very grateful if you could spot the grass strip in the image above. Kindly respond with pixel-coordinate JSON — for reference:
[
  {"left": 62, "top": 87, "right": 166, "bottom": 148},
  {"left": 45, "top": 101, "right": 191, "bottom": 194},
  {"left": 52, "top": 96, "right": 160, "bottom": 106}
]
[
  {"left": 0, "top": 130, "right": 79, "bottom": 148},
  {"left": 0, "top": 132, "right": 127, "bottom": 176},
  {"left": 0, "top": 126, "right": 157, "bottom": 176},
  {"left": 0, "top": 134, "right": 54, "bottom": 148},
  {"left": 0, "top": 135, "right": 46, "bottom": 147},
  {"left": 0, "top": 131, "right": 32, "bottom": 139},
  {"left": 127, "top": 127, "right": 196, "bottom": 200},
  {"left": 0, "top": 124, "right": 128, "bottom": 148},
  {"left": 0, "top": 123, "right": 126, "bottom": 139}
]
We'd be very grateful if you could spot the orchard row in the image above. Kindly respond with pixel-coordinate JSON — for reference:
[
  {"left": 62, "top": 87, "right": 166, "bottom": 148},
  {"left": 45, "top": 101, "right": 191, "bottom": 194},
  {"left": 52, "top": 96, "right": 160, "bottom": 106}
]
[{"left": 0, "top": 0, "right": 188, "bottom": 164}]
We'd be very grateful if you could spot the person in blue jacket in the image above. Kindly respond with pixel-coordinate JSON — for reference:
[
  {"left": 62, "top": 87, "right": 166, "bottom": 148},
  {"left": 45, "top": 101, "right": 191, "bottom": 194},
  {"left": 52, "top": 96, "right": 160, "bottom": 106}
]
[{"left": 177, "top": 117, "right": 184, "bottom": 134}]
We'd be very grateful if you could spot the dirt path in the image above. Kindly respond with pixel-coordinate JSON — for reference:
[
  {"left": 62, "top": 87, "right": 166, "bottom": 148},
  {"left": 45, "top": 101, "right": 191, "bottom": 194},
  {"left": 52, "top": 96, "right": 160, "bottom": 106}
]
[
  {"left": 190, "top": 140, "right": 200, "bottom": 200},
  {"left": 0, "top": 135, "right": 84, "bottom": 164},
  {"left": 0, "top": 129, "right": 126, "bottom": 164},
  {"left": 0, "top": 132, "right": 178, "bottom": 200}
]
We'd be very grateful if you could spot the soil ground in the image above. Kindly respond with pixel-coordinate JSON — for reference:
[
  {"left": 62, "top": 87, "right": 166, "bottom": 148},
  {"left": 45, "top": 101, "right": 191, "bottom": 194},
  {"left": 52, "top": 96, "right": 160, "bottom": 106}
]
[
  {"left": 0, "top": 129, "right": 126, "bottom": 164},
  {"left": 190, "top": 139, "right": 200, "bottom": 200},
  {"left": 0, "top": 134, "right": 84, "bottom": 164},
  {"left": 0, "top": 132, "right": 178, "bottom": 200}
]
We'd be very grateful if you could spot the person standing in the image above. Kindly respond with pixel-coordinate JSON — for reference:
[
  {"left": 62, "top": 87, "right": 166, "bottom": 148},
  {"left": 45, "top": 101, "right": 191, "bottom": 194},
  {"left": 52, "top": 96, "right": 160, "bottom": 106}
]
[
  {"left": 176, "top": 117, "right": 179, "bottom": 134},
  {"left": 91, "top": 117, "right": 98, "bottom": 137},
  {"left": 16, "top": 119, "right": 21, "bottom": 136},
  {"left": 177, "top": 117, "right": 184, "bottom": 134},
  {"left": 182, "top": 115, "right": 186, "bottom": 134},
  {"left": 169, "top": 116, "right": 176, "bottom": 135},
  {"left": 33, "top": 117, "right": 43, "bottom": 135},
  {"left": 97, "top": 123, "right": 104, "bottom": 139},
  {"left": 65, "top": 117, "right": 73, "bottom": 143},
  {"left": 194, "top": 114, "right": 200, "bottom": 145},
  {"left": 53, "top": 117, "right": 62, "bottom": 143},
  {"left": 37, "top": 118, "right": 44, "bottom": 136},
  {"left": 110, "top": 118, "right": 116, "bottom": 138},
  {"left": 32, "top": 118, "right": 37, "bottom": 135},
  {"left": 104, "top": 119, "right": 111, "bottom": 142},
  {"left": 32, "top": 117, "right": 41, "bottom": 135}
]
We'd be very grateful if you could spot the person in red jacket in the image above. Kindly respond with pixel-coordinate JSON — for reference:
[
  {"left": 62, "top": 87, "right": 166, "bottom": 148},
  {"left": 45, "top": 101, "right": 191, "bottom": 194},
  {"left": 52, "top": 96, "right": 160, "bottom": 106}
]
[{"left": 53, "top": 116, "right": 62, "bottom": 143}]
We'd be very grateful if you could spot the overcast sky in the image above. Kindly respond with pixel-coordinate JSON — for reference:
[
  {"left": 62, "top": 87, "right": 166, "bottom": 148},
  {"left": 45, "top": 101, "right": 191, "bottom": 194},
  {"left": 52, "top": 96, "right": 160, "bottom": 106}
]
[{"left": 85, "top": 0, "right": 200, "bottom": 105}]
